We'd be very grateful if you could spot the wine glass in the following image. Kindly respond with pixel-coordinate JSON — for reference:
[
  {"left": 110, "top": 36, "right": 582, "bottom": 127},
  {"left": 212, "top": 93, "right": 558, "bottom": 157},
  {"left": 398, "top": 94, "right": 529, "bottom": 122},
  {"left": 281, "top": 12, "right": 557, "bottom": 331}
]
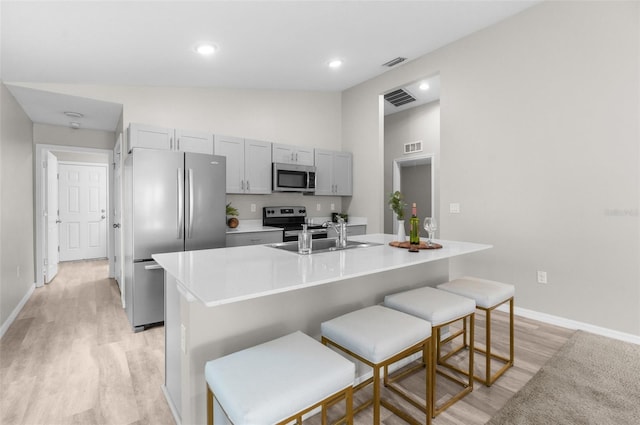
[{"left": 423, "top": 217, "right": 437, "bottom": 246}]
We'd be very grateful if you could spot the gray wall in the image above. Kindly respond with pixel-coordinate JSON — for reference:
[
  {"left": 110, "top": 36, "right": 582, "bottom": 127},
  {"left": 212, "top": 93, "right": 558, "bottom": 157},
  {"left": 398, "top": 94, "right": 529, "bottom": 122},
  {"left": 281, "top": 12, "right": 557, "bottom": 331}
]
[
  {"left": 33, "top": 123, "right": 116, "bottom": 150},
  {"left": 384, "top": 100, "right": 440, "bottom": 233},
  {"left": 0, "top": 82, "right": 35, "bottom": 329},
  {"left": 343, "top": 1, "right": 640, "bottom": 335}
]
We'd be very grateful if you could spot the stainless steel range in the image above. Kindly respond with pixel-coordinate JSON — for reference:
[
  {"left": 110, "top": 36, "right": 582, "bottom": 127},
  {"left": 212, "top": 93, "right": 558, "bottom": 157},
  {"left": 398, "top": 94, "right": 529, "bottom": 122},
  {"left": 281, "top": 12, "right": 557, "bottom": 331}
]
[{"left": 263, "top": 206, "right": 328, "bottom": 242}]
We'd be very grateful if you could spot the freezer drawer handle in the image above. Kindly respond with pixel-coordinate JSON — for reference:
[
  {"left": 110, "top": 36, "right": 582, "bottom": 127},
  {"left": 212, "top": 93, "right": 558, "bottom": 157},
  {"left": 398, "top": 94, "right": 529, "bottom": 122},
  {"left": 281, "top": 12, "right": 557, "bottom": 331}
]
[
  {"left": 144, "top": 263, "right": 163, "bottom": 270},
  {"left": 177, "top": 168, "right": 184, "bottom": 239}
]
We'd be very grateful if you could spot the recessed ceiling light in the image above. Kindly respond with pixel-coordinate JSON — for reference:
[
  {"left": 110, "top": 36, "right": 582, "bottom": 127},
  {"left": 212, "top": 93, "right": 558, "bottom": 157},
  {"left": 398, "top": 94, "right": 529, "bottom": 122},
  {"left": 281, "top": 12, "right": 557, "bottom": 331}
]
[
  {"left": 419, "top": 82, "right": 430, "bottom": 91},
  {"left": 64, "top": 111, "right": 84, "bottom": 118},
  {"left": 328, "top": 59, "right": 343, "bottom": 69},
  {"left": 196, "top": 44, "right": 217, "bottom": 55},
  {"left": 70, "top": 122, "right": 81, "bottom": 129}
]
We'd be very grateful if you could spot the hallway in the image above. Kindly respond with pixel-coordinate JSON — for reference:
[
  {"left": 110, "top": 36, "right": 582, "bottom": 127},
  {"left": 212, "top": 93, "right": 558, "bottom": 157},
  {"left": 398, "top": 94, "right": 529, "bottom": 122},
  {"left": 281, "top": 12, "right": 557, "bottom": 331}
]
[{"left": 0, "top": 260, "right": 172, "bottom": 424}]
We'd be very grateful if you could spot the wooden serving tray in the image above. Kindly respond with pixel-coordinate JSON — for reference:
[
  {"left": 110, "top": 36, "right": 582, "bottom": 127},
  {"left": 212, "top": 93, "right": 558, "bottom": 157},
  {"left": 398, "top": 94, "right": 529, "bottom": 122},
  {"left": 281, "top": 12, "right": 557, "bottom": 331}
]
[{"left": 389, "top": 241, "right": 443, "bottom": 250}]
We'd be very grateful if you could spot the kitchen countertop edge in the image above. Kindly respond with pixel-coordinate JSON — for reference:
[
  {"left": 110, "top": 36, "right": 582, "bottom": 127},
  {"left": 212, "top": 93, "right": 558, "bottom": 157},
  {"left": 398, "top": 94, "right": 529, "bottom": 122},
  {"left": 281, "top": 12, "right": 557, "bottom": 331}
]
[{"left": 153, "top": 234, "right": 491, "bottom": 308}]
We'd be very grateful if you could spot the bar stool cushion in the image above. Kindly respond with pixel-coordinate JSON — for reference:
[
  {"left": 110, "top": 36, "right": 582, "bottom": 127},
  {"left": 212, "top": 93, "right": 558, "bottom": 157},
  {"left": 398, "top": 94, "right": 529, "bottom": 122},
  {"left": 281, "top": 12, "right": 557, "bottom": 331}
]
[
  {"left": 204, "top": 331, "right": 355, "bottom": 425},
  {"left": 384, "top": 286, "right": 476, "bottom": 326},
  {"left": 321, "top": 305, "right": 432, "bottom": 363},
  {"left": 437, "top": 277, "right": 514, "bottom": 308}
]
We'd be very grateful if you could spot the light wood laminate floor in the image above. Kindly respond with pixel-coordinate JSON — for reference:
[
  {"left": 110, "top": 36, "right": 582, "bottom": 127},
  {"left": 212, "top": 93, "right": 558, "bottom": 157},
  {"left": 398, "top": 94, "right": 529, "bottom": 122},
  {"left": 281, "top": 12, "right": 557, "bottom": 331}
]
[{"left": 0, "top": 260, "right": 574, "bottom": 425}]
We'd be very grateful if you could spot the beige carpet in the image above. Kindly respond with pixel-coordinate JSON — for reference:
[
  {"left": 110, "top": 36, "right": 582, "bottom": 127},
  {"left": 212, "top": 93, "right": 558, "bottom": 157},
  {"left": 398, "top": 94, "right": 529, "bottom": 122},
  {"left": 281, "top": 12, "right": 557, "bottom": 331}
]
[{"left": 487, "top": 330, "right": 640, "bottom": 425}]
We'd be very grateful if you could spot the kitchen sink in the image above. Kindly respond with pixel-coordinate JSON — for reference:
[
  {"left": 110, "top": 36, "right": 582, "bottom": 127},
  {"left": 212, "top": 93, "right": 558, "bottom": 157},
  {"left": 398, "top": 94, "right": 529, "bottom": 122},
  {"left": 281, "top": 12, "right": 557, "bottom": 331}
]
[{"left": 268, "top": 238, "right": 382, "bottom": 254}]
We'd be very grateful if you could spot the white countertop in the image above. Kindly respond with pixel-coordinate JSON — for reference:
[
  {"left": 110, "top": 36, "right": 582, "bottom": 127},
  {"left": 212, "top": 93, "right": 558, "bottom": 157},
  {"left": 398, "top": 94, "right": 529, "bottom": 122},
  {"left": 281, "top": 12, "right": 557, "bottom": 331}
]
[
  {"left": 225, "top": 220, "right": 282, "bottom": 234},
  {"left": 153, "top": 234, "right": 491, "bottom": 307}
]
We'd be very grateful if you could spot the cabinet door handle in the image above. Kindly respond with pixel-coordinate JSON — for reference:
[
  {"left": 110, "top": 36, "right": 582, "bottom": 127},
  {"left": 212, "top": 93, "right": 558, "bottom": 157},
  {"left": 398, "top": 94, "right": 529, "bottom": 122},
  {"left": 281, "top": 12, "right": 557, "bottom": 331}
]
[
  {"left": 241, "top": 180, "right": 245, "bottom": 191},
  {"left": 170, "top": 137, "right": 174, "bottom": 150},
  {"left": 177, "top": 138, "right": 180, "bottom": 151},
  {"left": 246, "top": 181, "right": 250, "bottom": 191}
]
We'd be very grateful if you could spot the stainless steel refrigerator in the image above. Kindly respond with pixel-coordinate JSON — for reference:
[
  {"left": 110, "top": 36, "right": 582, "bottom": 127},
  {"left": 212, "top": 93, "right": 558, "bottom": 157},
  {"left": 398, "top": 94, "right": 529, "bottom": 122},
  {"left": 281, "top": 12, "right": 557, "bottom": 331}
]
[{"left": 123, "top": 149, "right": 226, "bottom": 331}]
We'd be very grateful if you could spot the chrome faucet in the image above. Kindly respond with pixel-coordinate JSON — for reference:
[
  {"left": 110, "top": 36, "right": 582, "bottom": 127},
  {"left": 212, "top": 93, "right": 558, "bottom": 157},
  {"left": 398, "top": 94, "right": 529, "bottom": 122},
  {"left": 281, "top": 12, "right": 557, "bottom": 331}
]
[{"left": 323, "top": 217, "right": 347, "bottom": 248}]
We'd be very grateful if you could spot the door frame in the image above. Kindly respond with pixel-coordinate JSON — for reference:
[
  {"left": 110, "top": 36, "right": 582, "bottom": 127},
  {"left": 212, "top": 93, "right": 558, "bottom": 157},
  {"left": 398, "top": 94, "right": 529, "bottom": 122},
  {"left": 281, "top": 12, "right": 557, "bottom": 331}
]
[
  {"left": 35, "top": 144, "right": 114, "bottom": 287},
  {"left": 391, "top": 154, "right": 436, "bottom": 235}
]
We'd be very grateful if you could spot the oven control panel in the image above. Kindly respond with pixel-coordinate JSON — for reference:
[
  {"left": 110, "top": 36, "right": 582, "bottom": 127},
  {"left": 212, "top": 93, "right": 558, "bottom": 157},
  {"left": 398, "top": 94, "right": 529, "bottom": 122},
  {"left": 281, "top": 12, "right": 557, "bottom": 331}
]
[{"left": 263, "top": 206, "right": 307, "bottom": 218}]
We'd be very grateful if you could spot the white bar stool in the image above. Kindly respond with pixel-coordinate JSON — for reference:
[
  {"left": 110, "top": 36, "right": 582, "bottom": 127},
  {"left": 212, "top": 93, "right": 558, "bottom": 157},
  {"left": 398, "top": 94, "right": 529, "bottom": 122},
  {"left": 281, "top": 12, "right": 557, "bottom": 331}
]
[
  {"left": 205, "top": 331, "right": 355, "bottom": 425},
  {"left": 321, "top": 305, "right": 432, "bottom": 425},
  {"left": 384, "top": 286, "right": 476, "bottom": 417},
  {"left": 437, "top": 276, "right": 515, "bottom": 386}
]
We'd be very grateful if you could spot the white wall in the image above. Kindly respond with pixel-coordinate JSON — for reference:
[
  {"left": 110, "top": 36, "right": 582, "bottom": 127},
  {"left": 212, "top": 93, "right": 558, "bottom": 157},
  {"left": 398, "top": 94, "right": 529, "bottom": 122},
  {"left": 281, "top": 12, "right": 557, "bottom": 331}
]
[
  {"left": 0, "top": 82, "right": 35, "bottom": 331},
  {"left": 384, "top": 101, "right": 440, "bottom": 233},
  {"left": 17, "top": 84, "right": 342, "bottom": 152},
  {"left": 19, "top": 85, "right": 344, "bottom": 221},
  {"left": 342, "top": 1, "right": 640, "bottom": 335},
  {"left": 33, "top": 123, "right": 116, "bottom": 150}
]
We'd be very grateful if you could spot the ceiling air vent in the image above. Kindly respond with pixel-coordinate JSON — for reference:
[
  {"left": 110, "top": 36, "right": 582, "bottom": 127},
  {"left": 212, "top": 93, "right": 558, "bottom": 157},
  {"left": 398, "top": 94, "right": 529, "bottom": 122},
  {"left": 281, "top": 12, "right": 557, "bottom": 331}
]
[
  {"left": 382, "top": 57, "right": 407, "bottom": 67},
  {"left": 384, "top": 88, "right": 416, "bottom": 107}
]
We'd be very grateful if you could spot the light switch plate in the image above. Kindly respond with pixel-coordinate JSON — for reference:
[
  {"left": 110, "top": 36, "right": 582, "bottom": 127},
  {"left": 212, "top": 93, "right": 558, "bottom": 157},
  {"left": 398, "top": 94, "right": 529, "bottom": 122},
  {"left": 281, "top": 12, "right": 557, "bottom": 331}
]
[
  {"left": 316, "top": 203, "right": 321, "bottom": 211},
  {"left": 450, "top": 203, "right": 460, "bottom": 213},
  {"left": 250, "top": 203, "right": 256, "bottom": 212},
  {"left": 537, "top": 271, "right": 548, "bottom": 284}
]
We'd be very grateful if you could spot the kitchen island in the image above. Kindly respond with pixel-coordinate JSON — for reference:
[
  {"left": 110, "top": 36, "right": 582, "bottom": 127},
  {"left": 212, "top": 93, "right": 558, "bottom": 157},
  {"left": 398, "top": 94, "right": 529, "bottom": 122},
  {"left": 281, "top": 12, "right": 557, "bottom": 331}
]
[{"left": 153, "top": 234, "right": 491, "bottom": 425}]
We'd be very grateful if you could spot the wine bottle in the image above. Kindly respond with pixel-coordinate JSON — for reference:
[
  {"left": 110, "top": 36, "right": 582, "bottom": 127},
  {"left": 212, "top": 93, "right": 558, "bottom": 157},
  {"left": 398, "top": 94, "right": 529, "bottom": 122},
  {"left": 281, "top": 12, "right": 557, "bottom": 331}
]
[{"left": 409, "top": 203, "right": 420, "bottom": 250}]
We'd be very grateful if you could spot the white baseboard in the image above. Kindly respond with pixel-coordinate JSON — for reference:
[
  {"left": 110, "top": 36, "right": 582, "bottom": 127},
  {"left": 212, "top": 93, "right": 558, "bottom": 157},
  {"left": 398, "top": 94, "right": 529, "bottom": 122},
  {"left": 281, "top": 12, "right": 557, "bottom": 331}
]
[
  {"left": 161, "top": 385, "right": 181, "bottom": 425},
  {"left": 496, "top": 304, "right": 640, "bottom": 345},
  {"left": 0, "top": 283, "right": 35, "bottom": 340}
]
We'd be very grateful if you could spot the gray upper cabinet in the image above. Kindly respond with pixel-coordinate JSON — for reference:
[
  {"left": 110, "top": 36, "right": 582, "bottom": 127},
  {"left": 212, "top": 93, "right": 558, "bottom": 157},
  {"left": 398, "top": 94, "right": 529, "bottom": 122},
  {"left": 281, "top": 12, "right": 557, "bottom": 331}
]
[
  {"left": 314, "top": 149, "right": 353, "bottom": 196},
  {"left": 214, "top": 135, "right": 272, "bottom": 194},
  {"left": 272, "top": 143, "right": 314, "bottom": 166},
  {"left": 128, "top": 123, "right": 213, "bottom": 154}
]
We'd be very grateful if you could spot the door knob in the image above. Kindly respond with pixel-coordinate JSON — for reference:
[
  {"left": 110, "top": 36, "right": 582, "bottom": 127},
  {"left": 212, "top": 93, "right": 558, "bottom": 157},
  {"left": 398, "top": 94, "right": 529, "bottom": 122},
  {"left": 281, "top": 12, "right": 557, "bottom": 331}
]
[
  {"left": 55, "top": 219, "right": 62, "bottom": 224},
  {"left": 101, "top": 215, "right": 106, "bottom": 220},
  {"left": 113, "top": 223, "right": 121, "bottom": 229}
]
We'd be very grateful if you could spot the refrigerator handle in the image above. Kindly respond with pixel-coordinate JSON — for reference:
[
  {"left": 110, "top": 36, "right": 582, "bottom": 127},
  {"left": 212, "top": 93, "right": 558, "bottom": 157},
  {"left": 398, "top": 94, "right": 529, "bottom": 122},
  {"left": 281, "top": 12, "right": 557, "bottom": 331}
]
[
  {"left": 187, "top": 168, "right": 194, "bottom": 238},
  {"left": 177, "top": 168, "right": 184, "bottom": 239}
]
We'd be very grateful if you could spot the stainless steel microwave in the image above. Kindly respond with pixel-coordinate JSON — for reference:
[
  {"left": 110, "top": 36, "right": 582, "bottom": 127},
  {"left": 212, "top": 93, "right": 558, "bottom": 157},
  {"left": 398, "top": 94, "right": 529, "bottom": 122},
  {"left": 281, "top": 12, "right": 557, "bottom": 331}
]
[{"left": 272, "top": 163, "right": 316, "bottom": 193}]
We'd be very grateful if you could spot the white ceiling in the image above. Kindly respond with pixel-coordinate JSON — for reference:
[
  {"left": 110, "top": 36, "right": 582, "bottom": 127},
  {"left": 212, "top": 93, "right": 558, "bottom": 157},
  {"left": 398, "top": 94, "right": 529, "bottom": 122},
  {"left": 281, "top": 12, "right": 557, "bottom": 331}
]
[{"left": 1, "top": 0, "right": 539, "bottom": 130}]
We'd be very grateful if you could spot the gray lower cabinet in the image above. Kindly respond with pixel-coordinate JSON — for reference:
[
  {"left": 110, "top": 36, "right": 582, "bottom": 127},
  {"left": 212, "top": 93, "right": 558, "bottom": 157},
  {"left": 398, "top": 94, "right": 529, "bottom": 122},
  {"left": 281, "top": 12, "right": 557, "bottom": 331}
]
[
  {"left": 226, "top": 230, "right": 283, "bottom": 247},
  {"left": 327, "top": 224, "right": 366, "bottom": 238}
]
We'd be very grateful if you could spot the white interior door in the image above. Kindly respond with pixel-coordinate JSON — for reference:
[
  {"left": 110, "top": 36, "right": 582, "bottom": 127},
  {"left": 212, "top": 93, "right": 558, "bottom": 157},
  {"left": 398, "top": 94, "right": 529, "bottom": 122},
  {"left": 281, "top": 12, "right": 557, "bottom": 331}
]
[
  {"left": 59, "top": 163, "right": 108, "bottom": 261},
  {"left": 45, "top": 152, "right": 59, "bottom": 282},
  {"left": 113, "top": 140, "right": 124, "bottom": 304}
]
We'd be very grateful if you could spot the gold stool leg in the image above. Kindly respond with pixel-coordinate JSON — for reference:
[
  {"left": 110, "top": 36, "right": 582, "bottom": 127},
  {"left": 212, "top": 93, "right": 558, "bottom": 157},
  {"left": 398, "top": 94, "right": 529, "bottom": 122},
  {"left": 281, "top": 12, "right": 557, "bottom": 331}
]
[
  {"left": 206, "top": 385, "right": 214, "bottom": 425},
  {"left": 485, "top": 307, "right": 492, "bottom": 385},
  {"left": 510, "top": 297, "right": 515, "bottom": 366}
]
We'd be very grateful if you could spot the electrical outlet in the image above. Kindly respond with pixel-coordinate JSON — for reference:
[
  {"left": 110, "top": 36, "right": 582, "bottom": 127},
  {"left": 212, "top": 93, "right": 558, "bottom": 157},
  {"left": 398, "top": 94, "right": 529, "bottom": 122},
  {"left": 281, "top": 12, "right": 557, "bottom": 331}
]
[
  {"left": 250, "top": 203, "right": 256, "bottom": 213},
  {"left": 330, "top": 203, "right": 335, "bottom": 211},
  {"left": 537, "top": 271, "right": 548, "bottom": 284},
  {"left": 450, "top": 203, "right": 460, "bottom": 213},
  {"left": 316, "top": 203, "right": 321, "bottom": 211}
]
